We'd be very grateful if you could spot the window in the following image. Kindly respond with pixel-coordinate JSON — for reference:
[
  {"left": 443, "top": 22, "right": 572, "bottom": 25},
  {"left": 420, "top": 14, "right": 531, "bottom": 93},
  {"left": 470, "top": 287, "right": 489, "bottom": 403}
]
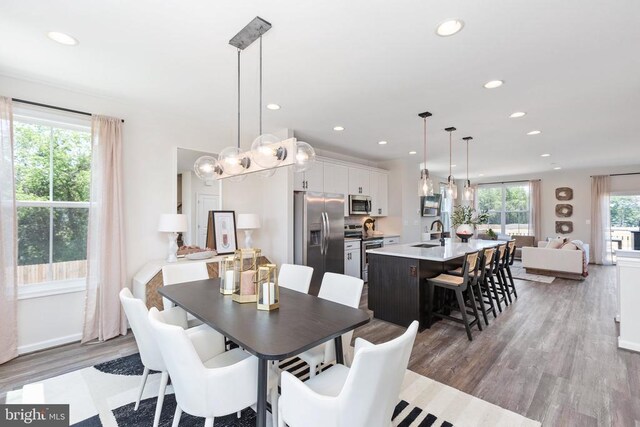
[
  {"left": 610, "top": 194, "right": 640, "bottom": 255},
  {"left": 476, "top": 183, "right": 530, "bottom": 236},
  {"left": 14, "top": 111, "right": 91, "bottom": 286}
]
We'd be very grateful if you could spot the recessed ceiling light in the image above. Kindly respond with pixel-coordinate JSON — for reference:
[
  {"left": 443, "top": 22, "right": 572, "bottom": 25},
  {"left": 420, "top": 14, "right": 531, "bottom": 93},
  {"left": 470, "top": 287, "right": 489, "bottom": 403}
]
[
  {"left": 409, "top": 151, "right": 417, "bottom": 155},
  {"left": 483, "top": 80, "right": 503, "bottom": 89},
  {"left": 378, "top": 140, "right": 388, "bottom": 145},
  {"left": 435, "top": 19, "right": 464, "bottom": 37},
  {"left": 333, "top": 126, "right": 344, "bottom": 131},
  {"left": 510, "top": 112, "right": 526, "bottom": 118},
  {"left": 541, "top": 153, "right": 551, "bottom": 157},
  {"left": 554, "top": 166, "right": 562, "bottom": 170},
  {"left": 478, "top": 173, "right": 484, "bottom": 177},
  {"left": 266, "top": 104, "right": 280, "bottom": 110},
  {"left": 527, "top": 130, "right": 541, "bottom": 135},
  {"left": 47, "top": 31, "right": 78, "bottom": 46},
  {"left": 451, "top": 164, "right": 457, "bottom": 168}
]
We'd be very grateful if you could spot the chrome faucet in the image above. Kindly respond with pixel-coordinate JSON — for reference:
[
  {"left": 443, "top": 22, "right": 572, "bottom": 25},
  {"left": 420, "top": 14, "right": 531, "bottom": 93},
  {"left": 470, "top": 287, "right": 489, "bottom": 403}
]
[{"left": 430, "top": 220, "right": 446, "bottom": 246}]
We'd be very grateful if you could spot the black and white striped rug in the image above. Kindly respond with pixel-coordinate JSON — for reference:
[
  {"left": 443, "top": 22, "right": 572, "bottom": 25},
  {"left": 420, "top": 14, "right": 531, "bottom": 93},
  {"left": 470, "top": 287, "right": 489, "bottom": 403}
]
[{"left": 7, "top": 353, "right": 540, "bottom": 427}]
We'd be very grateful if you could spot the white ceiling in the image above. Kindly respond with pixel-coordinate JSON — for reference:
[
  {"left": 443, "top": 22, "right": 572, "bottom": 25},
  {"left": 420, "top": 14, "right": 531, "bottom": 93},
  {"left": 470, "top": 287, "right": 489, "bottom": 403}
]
[{"left": 1, "top": 0, "right": 639, "bottom": 178}]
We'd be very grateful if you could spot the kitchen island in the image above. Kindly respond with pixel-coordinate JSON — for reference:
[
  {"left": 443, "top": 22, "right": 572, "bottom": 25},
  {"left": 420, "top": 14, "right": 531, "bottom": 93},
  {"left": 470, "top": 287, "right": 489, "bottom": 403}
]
[{"left": 367, "top": 238, "right": 503, "bottom": 330}]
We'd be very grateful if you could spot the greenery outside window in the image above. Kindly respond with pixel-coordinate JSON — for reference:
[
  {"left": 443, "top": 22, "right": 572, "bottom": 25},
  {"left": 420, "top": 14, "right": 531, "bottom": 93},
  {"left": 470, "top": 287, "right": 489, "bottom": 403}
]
[
  {"left": 14, "top": 112, "right": 91, "bottom": 286},
  {"left": 476, "top": 183, "right": 530, "bottom": 236}
]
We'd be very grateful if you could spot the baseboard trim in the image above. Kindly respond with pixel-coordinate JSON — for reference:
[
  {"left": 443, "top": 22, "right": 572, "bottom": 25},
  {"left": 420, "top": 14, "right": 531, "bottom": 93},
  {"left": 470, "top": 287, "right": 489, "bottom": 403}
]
[
  {"left": 618, "top": 337, "right": 640, "bottom": 353},
  {"left": 18, "top": 333, "right": 82, "bottom": 355}
]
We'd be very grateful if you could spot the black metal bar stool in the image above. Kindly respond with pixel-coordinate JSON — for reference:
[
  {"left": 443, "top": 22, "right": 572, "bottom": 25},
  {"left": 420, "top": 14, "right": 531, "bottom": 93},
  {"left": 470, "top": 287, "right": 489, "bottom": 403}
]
[
  {"left": 490, "top": 243, "right": 510, "bottom": 309},
  {"left": 505, "top": 240, "right": 519, "bottom": 300},
  {"left": 447, "top": 248, "right": 495, "bottom": 326},
  {"left": 427, "top": 251, "right": 482, "bottom": 341}
]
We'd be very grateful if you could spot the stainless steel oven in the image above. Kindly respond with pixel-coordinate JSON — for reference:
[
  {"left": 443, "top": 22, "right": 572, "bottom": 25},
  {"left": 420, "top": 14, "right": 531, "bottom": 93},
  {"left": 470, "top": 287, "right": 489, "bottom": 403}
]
[
  {"left": 349, "top": 195, "right": 372, "bottom": 215},
  {"left": 362, "top": 238, "right": 383, "bottom": 283}
]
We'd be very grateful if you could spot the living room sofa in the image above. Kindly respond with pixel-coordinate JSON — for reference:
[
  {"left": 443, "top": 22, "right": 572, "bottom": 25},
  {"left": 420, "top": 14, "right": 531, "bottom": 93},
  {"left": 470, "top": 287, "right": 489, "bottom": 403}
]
[{"left": 521, "top": 241, "right": 589, "bottom": 280}]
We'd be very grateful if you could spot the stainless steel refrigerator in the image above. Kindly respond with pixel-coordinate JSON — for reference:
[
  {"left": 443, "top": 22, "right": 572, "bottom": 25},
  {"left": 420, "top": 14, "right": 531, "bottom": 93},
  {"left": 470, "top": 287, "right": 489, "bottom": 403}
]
[{"left": 294, "top": 191, "right": 345, "bottom": 295}]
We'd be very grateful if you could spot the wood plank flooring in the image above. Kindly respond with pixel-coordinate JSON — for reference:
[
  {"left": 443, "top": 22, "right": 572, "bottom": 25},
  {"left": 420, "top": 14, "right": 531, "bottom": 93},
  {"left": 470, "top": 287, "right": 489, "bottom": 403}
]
[{"left": 1, "top": 264, "right": 638, "bottom": 426}]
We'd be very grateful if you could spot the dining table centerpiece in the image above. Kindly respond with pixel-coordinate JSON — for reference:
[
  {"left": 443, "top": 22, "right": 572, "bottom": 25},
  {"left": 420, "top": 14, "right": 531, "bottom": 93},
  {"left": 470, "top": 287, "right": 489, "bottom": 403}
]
[
  {"left": 232, "top": 248, "right": 261, "bottom": 303},
  {"left": 451, "top": 205, "right": 489, "bottom": 242}
]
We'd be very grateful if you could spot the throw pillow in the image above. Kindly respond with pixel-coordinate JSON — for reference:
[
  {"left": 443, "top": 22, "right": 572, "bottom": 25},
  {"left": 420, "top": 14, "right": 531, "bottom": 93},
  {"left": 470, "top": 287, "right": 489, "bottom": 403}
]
[
  {"left": 561, "top": 242, "right": 578, "bottom": 250},
  {"left": 547, "top": 238, "right": 565, "bottom": 249}
]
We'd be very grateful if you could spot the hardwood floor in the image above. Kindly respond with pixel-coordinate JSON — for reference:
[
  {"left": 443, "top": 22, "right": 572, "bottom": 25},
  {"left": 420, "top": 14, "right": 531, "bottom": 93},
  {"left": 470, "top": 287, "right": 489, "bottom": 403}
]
[{"left": 1, "top": 265, "right": 638, "bottom": 426}]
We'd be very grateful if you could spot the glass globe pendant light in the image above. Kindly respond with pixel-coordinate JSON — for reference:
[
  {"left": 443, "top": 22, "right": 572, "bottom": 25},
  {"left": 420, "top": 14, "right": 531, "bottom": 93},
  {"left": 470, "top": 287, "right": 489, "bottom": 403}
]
[
  {"left": 445, "top": 126, "right": 458, "bottom": 200},
  {"left": 418, "top": 111, "right": 434, "bottom": 197},
  {"left": 193, "top": 155, "right": 222, "bottom": 180},
  {"left": 462, "top": 136, "right": 474, "bottom": 201},
  {"left": 293, "top": 141, "right": 316, "bottom": 172}
]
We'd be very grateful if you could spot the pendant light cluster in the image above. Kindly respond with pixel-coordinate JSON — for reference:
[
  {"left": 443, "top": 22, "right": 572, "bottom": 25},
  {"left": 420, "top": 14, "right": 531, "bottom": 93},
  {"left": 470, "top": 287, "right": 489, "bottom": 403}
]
[
  {"left": 418, "top": 111, "right": 476, "bottom": 202},
  {"left": 194, "top": 17, "right": 315, "bottom": 182}
]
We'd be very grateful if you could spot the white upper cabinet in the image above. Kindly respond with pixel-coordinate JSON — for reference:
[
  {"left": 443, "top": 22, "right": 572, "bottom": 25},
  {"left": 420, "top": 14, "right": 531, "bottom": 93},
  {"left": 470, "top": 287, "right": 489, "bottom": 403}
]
[
  {"left": 370, "top": 171, "right": 389, "bottom": 217},
  {"left": 294, "top": 160, "right": 324, "bottom": 192},
  {"left": 324, "top": 162, "right": 350, "bottom": 216},
  {"left": 348, "top": 168, "right": 370, "bottom": 196}
]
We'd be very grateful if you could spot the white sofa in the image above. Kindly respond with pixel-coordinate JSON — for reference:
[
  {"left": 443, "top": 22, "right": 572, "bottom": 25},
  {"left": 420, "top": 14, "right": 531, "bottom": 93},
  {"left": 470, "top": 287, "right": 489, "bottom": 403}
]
[{"left": 521, "top": 241, "right": 589, "bottom": 280}]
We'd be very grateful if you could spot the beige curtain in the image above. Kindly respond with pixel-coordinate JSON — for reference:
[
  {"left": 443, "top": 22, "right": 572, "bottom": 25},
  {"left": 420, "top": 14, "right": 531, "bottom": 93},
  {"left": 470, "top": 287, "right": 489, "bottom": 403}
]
[
  {"left": 82, "top": 115, "right": 127, "bottom": 342},
  {"left": 591, "top": 175, "right": 612, "bottom": 265},
  {"left": 0, "top": 97, "right": 17, "bottom": 364},
  {"left": 529, "top": 180, "right": 541, "bottom": 241}
]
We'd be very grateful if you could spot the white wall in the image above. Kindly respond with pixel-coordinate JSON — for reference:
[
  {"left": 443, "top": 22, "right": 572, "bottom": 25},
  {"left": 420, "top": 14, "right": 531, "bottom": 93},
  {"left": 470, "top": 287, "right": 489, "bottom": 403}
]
[{"left": 1, "top": 74, "right": 223, "bottom": 352}]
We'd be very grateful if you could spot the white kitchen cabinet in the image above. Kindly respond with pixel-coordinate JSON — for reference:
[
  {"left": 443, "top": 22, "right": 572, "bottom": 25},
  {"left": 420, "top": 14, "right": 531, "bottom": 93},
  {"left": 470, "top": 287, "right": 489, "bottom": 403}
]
[
  {"left": 324, "top": 162, "right": 349, "bottom": 216},
  {"left": 294, "top": 160, "right": 324, "bottom": 192},
  {"left": 383, "top": 236, "right": 400, "bottom": 246},
  {"left": 370, "top": 171, "right": 389, "bottom": 217},
  {"left": 348, "top": 167, "right": 370, "bottom": 196},
  {"left": 344, "top": 240, "right": 361, "bottom": 279}
]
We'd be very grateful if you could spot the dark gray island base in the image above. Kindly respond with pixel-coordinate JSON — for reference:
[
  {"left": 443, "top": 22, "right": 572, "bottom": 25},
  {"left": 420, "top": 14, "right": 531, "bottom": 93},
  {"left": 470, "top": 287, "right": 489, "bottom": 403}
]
[{"left": 367, "top": 239, "right": 503, "bottom": 330}]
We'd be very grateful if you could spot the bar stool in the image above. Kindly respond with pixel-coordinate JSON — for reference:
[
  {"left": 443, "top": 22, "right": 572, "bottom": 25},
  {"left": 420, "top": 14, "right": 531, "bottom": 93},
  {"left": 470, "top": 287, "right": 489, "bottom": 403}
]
[
  {"left": 489, "top": 243, "right": 510, "bottom": 310},
  {"left": 505, "top": 240, "right": 519, "bottom": 300},
  {"left": 447, "top": 248, "right": 495, "bottom": 326},
  {"left": 427, "top": 251, "right": 482, "bottom": 341},
  {"left": 496, "top": 242, "right": 513, "bottom": 304}
]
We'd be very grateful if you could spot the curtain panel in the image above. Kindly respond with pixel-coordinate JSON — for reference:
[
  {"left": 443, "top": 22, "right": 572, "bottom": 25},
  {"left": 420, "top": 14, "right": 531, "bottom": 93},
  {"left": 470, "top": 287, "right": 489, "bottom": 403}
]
[
  {"left": 590, "top": 175, "right": 612, "bottom": 265},
  {"left": 0, "top": 96, "right": 17, "bottom": 364},
  {"left": 82, "top": 115, "right": 127, "bottom": 342},
  {"left": 529, "top": 180, "right": 541, "bottom": 242}
]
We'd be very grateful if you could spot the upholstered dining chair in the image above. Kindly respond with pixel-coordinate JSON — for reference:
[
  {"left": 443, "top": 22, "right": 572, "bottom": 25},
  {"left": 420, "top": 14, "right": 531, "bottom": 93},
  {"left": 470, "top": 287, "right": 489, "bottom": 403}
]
[
  {"left": 278, "top": 264, "right": 314, "bottom": 294},
  {"left": 119, "top": 288, "right": 225, "bottom": 427},
  {"left": 148, "top": 307, "right": 258, "bottom": 427},
  {"left": 161, "top": 262, "right": 209, "bottom": 321},
  {"left": 278, "top": 321, "right": 418, "bottom": 427}
]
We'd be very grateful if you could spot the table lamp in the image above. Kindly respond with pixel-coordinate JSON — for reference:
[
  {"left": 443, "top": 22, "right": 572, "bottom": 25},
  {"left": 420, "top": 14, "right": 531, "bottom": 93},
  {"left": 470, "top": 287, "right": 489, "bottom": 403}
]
[
  {"left": 158, "top": 214, "right": 188, "bottom": 262},
  {"left": 237, "top": 213, "right": 261, "bottom": 248}
]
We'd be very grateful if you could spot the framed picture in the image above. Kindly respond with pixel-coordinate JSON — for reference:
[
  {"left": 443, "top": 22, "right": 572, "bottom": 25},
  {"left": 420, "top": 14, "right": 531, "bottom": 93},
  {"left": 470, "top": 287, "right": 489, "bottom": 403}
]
[{"left": 208, "top": 211, "right": 238, "bottom": 254}]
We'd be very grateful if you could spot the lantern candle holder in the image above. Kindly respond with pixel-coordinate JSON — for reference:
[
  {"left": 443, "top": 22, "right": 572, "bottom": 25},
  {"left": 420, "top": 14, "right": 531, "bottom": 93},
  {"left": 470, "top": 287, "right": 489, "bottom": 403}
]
[
  {"left": 220, "top": 256, "right": 236, "bottom": 295},
  {"left": 256, "top": 264, "right": 279, "bottom": 311},
  {"left": 232, "top": 248, "right": 261, "bottom": 303}
]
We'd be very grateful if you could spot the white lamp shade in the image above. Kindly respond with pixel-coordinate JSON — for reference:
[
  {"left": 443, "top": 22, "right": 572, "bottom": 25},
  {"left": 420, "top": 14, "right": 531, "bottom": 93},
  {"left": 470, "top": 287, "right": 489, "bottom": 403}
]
[
  {"left": 158, "top": 214, "right": 188, "bottom": 232},
  {"left": 237, "top": 213, "right": 261, "bottom": 230}
]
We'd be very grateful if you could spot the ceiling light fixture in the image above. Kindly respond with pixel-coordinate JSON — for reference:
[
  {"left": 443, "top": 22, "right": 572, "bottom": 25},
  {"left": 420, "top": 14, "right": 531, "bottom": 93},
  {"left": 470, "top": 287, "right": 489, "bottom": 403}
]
[
  {"left": 436, "top": 19, "right": 464, "bottom": 37},
  {"left": 409, "top": 151, "right": 417, "bottom": 155},
  {"left": 378, "top": 140, "right": 388, "bottom": 145},
  {"left": 483, "top": 80, "right": 504, "bottom": 89},
  {"left": 461, "top": 136, "right": 474, "bottom": 201},
  {"left": 541, "top": 153, "right": 551, "bottom": 157},
  {"left": 479, "top": 173, "right": 485, "bottom": 177},
  {"left": 554, "top": 166, "right": 562, "bottom": 170},
  {"left": 509, "top": 111, "right": 526, "bottom": 118},
  {"left": 47, "top": 31, "right": 78, "bottom": 46},
  {"left": 194, "top": 17, "right": 308, "bottom": 181},
  {"left": 333, "top": 126, "right": 344, "bottom": 131},
  {"left": 527, "top": 130, "right": 541, "bottom": 135},
  {"left": 445, "top": 126, "right": 458, "bottom": 200},
  {"left": 418, "top": 111, "right": 434, "bottom": 197}
]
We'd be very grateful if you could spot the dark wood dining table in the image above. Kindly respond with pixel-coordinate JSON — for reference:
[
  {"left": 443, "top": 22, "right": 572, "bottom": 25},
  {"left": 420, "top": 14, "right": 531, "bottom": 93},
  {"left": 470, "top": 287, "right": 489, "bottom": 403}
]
[{"left": 159, "top": 278, "right": 370, "bottom": 427}]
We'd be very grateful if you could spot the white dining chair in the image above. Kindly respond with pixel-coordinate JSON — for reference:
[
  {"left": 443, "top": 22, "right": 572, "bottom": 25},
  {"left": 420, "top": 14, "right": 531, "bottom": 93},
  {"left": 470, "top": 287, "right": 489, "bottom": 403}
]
[
  {"left": 148, "top": 307, "right": 259, "bottom": 427},
  {"left": 298, "top": 272, "right": 364, "bottom": 377},
  {"left": 278, "top": 321, "right": 419, "bottom": 427},
  {"left": 161, "top": 262, "right": 209, "bottom": 321},
  {"left": 278, "top": 264, "right": 313, "bottom": 294},
  {"left": 119, "top": 288, "right": 225, "bottom": 427}
]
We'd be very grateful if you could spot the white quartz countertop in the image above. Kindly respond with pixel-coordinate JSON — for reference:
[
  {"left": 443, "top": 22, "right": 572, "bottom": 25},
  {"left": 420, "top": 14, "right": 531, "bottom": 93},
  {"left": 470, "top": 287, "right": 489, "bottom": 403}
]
[
  {"left": 616, "top": 249, "right": 640, "bottom": 258},
  {"left": 366, "top": 238, "right": 505, "bottom": 262}
]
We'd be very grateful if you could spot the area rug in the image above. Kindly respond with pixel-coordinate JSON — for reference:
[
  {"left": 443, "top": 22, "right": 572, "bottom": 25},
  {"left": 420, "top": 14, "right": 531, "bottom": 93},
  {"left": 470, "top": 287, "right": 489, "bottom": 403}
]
[
  {"left": 510, "top": 263, "right": 555, "bottom": 283},
  {"left": 6, "top": 353, "right": 540, "bottom": 427}
]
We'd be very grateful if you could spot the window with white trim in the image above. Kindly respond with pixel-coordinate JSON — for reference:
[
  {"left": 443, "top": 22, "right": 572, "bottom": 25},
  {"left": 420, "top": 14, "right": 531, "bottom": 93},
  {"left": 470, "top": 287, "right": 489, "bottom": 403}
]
[
  {"left": 14, "top": 110, "right": 91, "bottom": 286},
  {"left": 476, "top": 182, "right": 530, "bottom": 236}
]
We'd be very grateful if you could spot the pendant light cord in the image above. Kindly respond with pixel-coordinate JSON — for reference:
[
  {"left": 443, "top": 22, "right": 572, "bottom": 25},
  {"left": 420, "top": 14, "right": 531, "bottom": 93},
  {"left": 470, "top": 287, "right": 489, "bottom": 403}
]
[
  {"left": 237, "top": 49, "right": 241, "bottom": 149},
  {"left": 466, "top": 139, "right": 469, "bottom": 182},
  {"left": 259, "top": 35, "right": 263, "bottom": 135},
  {"left": 423, "top": 117, "right": 427, "bottom": 169},
  {"left": 449, "top": 130, "right": 452, "bottom": 178}
]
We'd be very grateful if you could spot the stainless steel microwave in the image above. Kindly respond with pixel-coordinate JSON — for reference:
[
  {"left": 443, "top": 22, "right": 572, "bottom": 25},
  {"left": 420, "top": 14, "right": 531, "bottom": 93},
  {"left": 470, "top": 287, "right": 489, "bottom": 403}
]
[{"left": 349, "top": 195, "right": 372, "bottom": 215}]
